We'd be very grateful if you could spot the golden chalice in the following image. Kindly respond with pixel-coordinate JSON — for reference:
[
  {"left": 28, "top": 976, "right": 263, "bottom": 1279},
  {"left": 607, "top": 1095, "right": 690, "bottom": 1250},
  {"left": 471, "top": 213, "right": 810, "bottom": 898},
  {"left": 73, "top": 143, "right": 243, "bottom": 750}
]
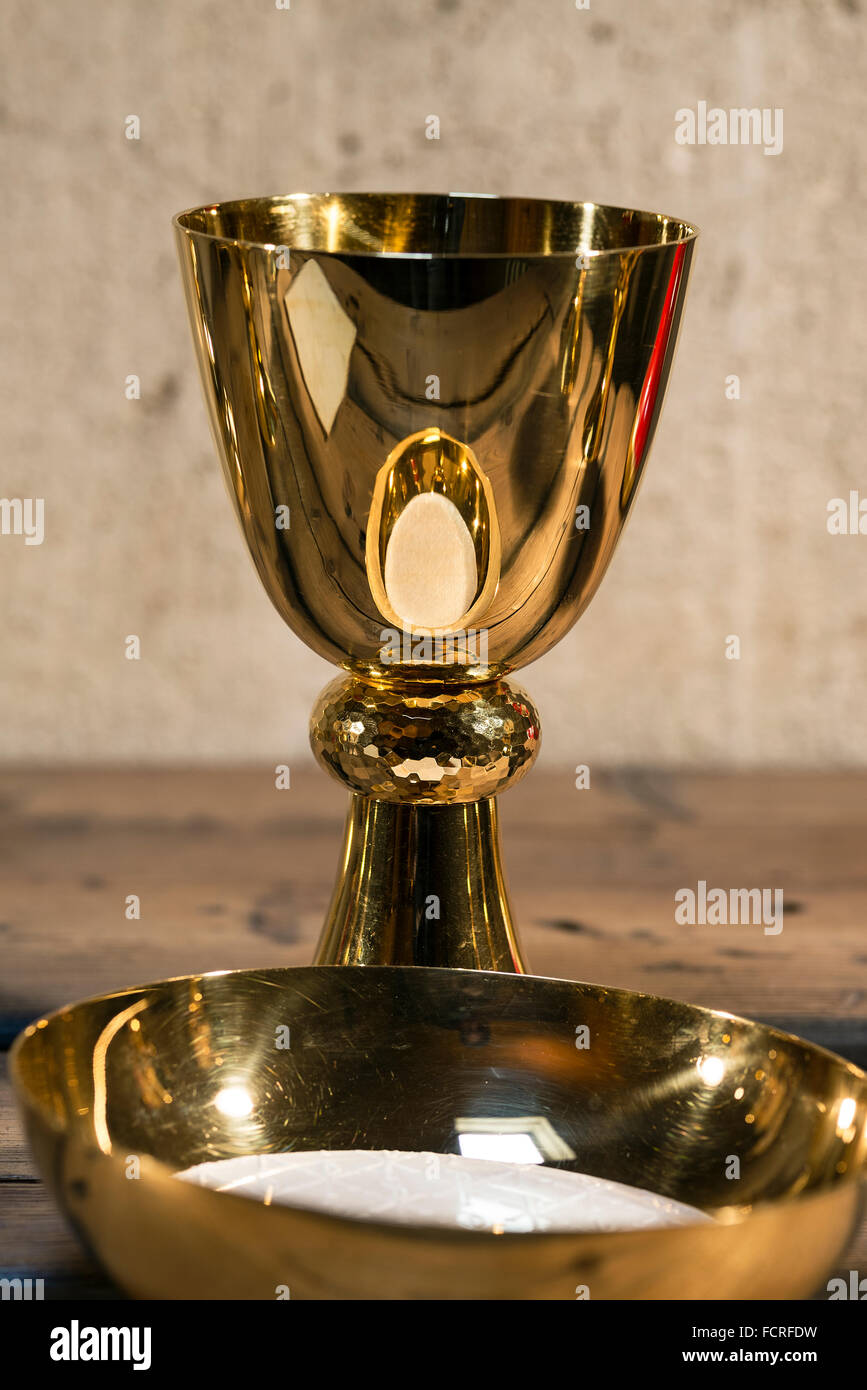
[{"left": 175, "top": 191, "right": 697, "bottom": 971}]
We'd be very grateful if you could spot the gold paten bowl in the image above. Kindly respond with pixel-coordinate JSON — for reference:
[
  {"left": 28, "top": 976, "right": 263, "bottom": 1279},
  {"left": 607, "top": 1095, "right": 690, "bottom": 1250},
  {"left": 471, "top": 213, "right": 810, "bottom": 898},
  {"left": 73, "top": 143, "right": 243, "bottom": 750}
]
[{"left": 11, "top": 965, "right": 866, "bottom": 1300}]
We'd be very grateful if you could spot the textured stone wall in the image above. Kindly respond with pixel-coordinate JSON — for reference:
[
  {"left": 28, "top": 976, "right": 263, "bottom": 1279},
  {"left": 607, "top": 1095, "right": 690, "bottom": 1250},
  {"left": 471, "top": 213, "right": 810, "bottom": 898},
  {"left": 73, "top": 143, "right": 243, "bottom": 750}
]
[{"left": 2, "top": 0, "right": 863, "bottom": 768}]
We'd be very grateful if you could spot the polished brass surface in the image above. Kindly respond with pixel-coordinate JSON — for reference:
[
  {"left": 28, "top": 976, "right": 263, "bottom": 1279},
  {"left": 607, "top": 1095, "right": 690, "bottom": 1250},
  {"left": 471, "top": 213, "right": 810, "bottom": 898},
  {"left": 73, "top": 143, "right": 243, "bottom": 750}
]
[
  {"left": 10, "top": 967, "right": 867, "bottom": 1300},
  {"left": 314, "top": 797, "right": 526, "bottom": 970}
]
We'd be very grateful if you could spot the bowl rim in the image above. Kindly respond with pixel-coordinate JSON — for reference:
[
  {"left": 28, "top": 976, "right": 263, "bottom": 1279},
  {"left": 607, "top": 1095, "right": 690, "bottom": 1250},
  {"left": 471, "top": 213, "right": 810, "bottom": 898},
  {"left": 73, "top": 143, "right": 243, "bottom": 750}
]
[{"left": 172, "top": 190, "right": 700, "bottom": 259}]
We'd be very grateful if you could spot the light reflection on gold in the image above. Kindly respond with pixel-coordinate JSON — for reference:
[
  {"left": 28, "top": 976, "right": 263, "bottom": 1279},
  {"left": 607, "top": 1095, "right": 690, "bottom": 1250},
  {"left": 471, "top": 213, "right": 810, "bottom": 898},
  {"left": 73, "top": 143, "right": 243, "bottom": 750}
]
[
  {"left": 92, "top": 999, "right": 149, "bottom": 1154},
  {"left": 214, "top": 1084, "right": 255, "bottom": 1119},
  {"left": 697, "top": 1055, "right": 726, "bottom": 1088}
]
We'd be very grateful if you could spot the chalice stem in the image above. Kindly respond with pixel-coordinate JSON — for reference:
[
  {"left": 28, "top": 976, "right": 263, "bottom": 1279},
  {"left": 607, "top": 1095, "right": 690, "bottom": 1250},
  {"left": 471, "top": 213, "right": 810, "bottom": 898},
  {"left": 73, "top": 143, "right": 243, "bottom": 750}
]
[{"left": 314, "top": 794, "right": 526, "bottom": 972}]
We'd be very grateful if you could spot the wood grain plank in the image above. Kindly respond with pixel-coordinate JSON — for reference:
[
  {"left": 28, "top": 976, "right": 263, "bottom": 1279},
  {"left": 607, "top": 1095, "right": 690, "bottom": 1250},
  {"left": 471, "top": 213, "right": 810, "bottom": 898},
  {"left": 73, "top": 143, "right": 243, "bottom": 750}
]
[
  {"left": 0, "top": 1185, "right": 122, "bottom": 1299},
  {"left": 0, "top": 769, "right": 865, "bottom": 1028},
  {"left": 0, "top": 1055, "right": 35, "bottom": 1179}
]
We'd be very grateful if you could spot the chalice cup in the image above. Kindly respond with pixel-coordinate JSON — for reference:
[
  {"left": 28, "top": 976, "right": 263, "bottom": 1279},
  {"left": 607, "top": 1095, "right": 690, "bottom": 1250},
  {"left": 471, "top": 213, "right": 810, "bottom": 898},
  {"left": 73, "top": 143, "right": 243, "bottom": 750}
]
[{"left": 174, "top": 192, "right": 696, "bottom": 970}]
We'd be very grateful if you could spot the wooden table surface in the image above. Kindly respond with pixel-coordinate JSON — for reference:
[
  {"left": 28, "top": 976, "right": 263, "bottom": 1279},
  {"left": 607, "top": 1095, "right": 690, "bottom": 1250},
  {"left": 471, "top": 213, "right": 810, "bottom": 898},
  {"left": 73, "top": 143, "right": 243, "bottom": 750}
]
[{"left": 1, "top": 768, "right": 865, "bottom": 1298}]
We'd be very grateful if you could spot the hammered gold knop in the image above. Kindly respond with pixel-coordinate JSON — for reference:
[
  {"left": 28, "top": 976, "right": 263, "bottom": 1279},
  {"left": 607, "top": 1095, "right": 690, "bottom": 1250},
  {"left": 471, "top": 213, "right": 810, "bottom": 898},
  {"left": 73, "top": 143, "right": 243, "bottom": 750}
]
[{"left": 310, "top": 674, "right": 540, "bottom": 805}]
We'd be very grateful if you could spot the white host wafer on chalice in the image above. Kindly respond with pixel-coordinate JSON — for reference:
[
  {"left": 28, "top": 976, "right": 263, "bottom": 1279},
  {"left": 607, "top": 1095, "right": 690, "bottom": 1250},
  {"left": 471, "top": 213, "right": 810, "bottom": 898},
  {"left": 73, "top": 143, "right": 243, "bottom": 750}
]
[{"left": 383, "top": 491, "right": 478, "bottom": 630}]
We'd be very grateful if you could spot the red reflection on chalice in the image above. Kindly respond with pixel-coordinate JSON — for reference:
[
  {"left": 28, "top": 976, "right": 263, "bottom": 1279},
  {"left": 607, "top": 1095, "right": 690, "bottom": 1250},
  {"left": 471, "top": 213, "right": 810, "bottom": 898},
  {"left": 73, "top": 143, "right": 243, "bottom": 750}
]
[{"left": 631, "top": 242, "right": 687, "bottom": 474}]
